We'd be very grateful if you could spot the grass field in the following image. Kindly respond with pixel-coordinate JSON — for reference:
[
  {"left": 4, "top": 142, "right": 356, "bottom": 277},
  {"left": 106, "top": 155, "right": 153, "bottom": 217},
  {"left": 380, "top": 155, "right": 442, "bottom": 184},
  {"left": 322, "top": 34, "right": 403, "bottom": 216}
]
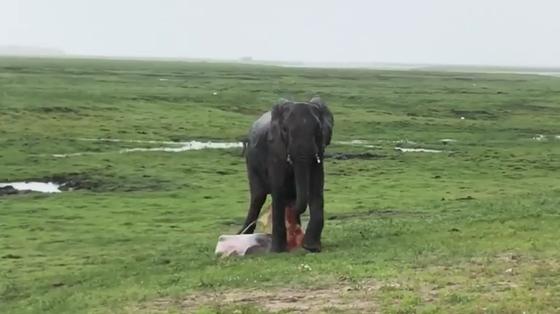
[{"left": 1, "top": 57, "right": 560, "bottom": 313}]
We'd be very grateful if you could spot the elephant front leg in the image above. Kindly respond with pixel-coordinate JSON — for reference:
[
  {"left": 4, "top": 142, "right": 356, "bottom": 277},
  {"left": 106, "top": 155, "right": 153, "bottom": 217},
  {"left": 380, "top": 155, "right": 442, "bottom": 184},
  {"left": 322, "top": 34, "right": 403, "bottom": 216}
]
[
  {"left": 270, "top": 191, "right": 288, "bottom": 252},
  {"left": 304, "top": 194, "right": 324, "bottom": 252},
  {"left": 303, "top": 164, "right": 324, "bottom": 252}
]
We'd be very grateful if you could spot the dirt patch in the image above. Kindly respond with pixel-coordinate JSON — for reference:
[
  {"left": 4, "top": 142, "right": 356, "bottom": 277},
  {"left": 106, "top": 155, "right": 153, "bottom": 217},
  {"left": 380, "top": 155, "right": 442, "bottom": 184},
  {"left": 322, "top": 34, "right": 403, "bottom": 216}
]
[
  {"left": 32, "top": 105, "right": 80, "bottom": 114},
  {"left": 134, "top": 254, "right": 560, "bottom": 313},
  {"left": 0, "top": 185, "right": 21, "bottom": 196},
  {"left": 140, "top": 282, "right": 380, "bottom": 313},
  {"left": 49, "top": 172, "right": 170, "bottom": 193},
  {"left": 36, "top": 173, "right": 101, "bottom": 191},
  {"left": 455, "top": 196, "right": 476, "bottom": 201}
]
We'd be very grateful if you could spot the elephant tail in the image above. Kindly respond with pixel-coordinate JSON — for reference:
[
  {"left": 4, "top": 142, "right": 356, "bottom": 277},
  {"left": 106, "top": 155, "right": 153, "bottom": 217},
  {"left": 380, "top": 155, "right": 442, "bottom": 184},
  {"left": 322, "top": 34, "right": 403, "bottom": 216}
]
[{"left": 238, "top": 136, "right": 249, "bottom": 157}]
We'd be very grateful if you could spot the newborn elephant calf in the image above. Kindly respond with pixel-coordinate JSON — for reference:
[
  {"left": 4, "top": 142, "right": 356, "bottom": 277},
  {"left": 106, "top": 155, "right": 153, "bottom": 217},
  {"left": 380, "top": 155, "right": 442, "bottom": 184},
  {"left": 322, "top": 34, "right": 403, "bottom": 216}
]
[{"left": 238, "top": 97, "right": 334, "bottom": 253}]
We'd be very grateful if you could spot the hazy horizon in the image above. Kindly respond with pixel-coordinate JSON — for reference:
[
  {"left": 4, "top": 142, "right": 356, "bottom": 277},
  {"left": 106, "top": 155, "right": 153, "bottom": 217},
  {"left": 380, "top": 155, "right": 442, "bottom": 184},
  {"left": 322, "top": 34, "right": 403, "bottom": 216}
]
[{"left": 2, "top": 0, "right": 560, "bottom": 67}]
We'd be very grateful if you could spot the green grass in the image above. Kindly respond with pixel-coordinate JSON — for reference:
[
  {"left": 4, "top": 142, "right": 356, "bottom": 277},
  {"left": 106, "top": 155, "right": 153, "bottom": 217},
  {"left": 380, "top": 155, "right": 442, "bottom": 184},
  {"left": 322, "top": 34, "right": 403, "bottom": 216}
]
[{"left": 1, "top": 57, "right": 560, "bottom": 313}]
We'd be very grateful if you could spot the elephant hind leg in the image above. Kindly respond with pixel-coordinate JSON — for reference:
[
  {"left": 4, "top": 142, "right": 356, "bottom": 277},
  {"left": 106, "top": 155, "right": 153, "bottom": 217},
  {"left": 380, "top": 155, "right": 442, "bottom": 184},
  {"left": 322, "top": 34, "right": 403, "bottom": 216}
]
[
  {"left": 238, "top": 192, "right": 266, "bottom": 234},
  {"left": 238, "top": 173, "right": 268, "bottom": 234}
]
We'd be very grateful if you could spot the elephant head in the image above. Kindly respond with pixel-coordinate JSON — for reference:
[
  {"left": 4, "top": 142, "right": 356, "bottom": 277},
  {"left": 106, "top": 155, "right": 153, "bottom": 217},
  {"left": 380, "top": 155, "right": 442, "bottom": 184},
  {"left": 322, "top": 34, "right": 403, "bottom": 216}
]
[{"left": 268, "top": 97, "right": 334, "bottom": 216}]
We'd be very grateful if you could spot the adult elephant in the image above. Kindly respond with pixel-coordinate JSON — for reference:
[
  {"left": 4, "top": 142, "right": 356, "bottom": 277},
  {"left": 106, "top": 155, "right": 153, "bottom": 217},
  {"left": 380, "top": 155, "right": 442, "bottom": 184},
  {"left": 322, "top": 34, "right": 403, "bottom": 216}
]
[{"left": 238, "top": 97, "right": 334, "bottom": 253}]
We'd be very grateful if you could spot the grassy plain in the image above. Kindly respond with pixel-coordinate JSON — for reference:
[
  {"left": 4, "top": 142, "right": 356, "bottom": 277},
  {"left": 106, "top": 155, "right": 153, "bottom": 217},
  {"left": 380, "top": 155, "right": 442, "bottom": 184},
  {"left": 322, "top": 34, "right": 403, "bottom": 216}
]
[{"left": 1, "top": 57, "right": 560, "bottom": 313}]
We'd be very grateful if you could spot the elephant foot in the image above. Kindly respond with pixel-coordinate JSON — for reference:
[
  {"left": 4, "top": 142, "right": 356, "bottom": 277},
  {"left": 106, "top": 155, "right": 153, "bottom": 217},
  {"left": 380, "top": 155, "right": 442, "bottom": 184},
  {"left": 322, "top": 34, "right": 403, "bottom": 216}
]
[
  {"left": 270, "top": 244, "right": 288, "bottom": 253},
  {"left": 271, "top": 238, "right": 288, "bottom": 253},
  {"left": 302, "top": 239, "right": 322, "bottom": 253}
]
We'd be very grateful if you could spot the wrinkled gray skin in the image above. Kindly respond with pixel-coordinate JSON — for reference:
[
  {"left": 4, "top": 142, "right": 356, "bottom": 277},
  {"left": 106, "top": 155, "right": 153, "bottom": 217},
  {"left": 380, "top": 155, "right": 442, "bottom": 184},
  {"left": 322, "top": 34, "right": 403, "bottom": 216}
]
[{"left": 238, "top": 97, "right": 334, "bottom": 253}]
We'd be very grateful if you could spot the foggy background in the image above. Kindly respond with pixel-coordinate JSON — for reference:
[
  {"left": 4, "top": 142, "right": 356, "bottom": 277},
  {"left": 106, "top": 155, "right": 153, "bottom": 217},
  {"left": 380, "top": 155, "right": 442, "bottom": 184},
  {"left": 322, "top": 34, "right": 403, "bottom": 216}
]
[{"left": 1, "top": 0, "right": 559, "bottom": 67}]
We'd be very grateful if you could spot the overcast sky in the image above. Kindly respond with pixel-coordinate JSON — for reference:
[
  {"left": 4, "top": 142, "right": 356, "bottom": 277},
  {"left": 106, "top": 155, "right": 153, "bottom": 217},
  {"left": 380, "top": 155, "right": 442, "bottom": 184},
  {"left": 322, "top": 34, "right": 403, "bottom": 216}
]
[{"left": 1, "top": 0, "right": 559, "bottom": 66}]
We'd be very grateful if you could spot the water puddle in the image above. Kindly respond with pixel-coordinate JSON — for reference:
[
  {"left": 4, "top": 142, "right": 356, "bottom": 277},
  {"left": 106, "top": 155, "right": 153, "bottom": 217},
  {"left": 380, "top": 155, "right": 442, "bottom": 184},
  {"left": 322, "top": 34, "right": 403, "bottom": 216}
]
[
  {"left": 75, "top": 138, "right": 179, "bottom": 145},
  {"left": 51, "top": 137, "right": 456, "bottom": 158},
  {"left": 52, "top": 152, "right": 99, "bottom": 158},
  {"left": 336, "top": 140, "right": 368, "bottom": 145},
  {"left": 325, "top": 152, "right": 384, "bottom": 160},
  {"left": 52, "top": 139, "right": 243, "bottom": 158},
  {"left": 120, "top": 141, "right": 243, "bottom": 153},
  {"left": 0, "top": 182, "right": 61, "bottom": 193},
  {"left": 440, "top": 139, "right": 457, "bottom": 144},
  {"left": 394, "top": 147, "right": 442, "bottom": 153},
  {"left": 394, "top": 139, "right": 417, "bottom": 145},
  {"left": 531, "top": 135, "right": 560, "bottom": 141},
  {"left": 338, "top": 139, "right": 426, "bottom": 146},
  {"left": 335, "top": 140, "right": 383, "bottom": 149},
  {"left": 336, "top": 139, "right": 446, "bottom": 154}
]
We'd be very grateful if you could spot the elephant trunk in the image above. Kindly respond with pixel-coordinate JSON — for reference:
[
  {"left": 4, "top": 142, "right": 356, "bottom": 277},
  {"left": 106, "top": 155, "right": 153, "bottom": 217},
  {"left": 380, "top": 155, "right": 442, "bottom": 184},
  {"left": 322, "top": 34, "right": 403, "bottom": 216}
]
[{"left": 293, "top": 160, "right": 311, "bottom": 216}]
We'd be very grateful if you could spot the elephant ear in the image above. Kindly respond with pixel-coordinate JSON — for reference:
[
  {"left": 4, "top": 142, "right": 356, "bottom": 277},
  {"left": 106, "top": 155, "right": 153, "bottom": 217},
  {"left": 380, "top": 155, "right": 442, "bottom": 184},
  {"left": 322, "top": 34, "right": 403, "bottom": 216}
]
[
  {"left": 309, "top": 96, "right": 334, "bottom": 146},
  {"left": 267, "top": 99, "right": 290, "bottom": 143}
]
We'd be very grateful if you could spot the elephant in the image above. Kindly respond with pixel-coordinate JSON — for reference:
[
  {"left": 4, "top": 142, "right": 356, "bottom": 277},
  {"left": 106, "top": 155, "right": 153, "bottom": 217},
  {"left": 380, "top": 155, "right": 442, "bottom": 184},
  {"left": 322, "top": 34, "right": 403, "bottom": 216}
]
[{"left": 238, "top": 96, "right": 334, "bottom": 253}]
